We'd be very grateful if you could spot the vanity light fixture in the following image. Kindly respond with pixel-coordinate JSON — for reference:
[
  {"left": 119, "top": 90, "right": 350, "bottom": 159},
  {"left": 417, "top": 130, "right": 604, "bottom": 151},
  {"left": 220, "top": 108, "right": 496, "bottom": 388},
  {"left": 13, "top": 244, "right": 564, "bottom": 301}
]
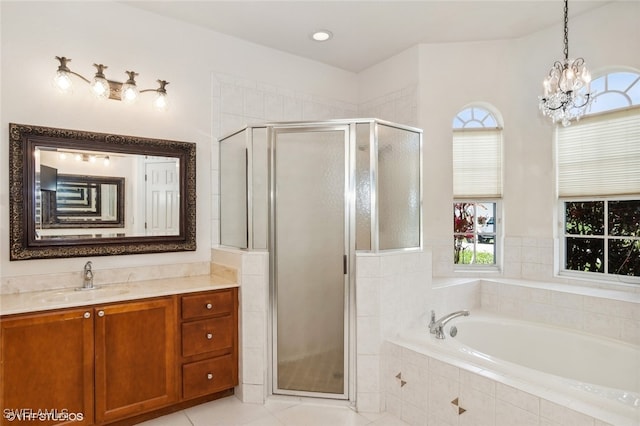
[
  {"left": 54, "top": 56, "right": 169, "bottom": 111},
  {"left": 310, "top": 29, "right": 333, "bottom": 42}
]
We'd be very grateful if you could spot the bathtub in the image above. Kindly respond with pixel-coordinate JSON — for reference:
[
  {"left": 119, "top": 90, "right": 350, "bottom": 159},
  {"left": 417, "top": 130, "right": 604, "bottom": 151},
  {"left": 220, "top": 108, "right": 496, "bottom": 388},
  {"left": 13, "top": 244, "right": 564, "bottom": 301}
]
[{"left": 389, "top": 311, "right": 640, "bottom": 425}]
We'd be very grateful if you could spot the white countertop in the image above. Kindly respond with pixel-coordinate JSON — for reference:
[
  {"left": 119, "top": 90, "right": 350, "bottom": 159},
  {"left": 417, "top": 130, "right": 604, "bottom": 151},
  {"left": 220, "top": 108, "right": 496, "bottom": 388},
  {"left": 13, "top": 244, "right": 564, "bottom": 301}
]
[{"left": 0, "top": 274, "right": 238, "bottom": 316}]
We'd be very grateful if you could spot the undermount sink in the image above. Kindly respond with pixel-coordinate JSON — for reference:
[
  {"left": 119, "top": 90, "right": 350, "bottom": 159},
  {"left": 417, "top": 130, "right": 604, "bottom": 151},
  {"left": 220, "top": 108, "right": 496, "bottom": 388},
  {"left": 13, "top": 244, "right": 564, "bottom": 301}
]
[{"left": 33, "top": 286, "right": 130, "bottom": 303}]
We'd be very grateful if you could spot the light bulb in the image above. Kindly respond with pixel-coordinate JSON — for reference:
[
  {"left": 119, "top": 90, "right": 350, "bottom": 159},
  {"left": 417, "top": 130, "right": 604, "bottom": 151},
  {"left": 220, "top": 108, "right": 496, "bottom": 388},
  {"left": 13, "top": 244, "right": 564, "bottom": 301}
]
[
  {"left": 75, "top": 154, "right": 82, "bottom": 161},
  {"left": 89, "top": 155, "right": 97, "bottom": 163},
  {"left": 103, "top": 156, "right": 110, "bottom": 166},
  {"left": 153, "top": 92, "right": 168, "bottom": 111},
  {"left": 121, "top": 71, "right": 139, "bottom": 103},
  {"left": 54, "top": 70, "right": 73, "bottom": 93},
  {"left": 121, "top": 83, "right": 138, "bottom": 103},
  {"left": 91, "top": 76, "right": 110, "bottom": 100}
]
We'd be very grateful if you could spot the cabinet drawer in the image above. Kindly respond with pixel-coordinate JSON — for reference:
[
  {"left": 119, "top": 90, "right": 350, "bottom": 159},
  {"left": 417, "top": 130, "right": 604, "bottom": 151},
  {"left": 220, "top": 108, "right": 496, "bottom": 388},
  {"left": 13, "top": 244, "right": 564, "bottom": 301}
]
[
  {"left": 182, "top": 354, "right": 235, "bottom": 399},
  {"left": 181, "top": 290, "right": 233, "bottom": 319},
  {"left": 182, "top": 316, "right": 233, "bottom": 357}
]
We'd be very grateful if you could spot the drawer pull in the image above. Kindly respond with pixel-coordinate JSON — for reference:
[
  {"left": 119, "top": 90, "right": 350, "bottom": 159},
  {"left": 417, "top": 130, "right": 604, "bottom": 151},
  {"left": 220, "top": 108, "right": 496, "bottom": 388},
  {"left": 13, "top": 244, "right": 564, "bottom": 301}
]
[
  {"left": 207, "top": 373, "right": 213, "bottom": 380},
  {"left": 84, "top": 312, "right": 91, "bottom": 319},
  {"left": 206, "top": 333, "right": 213, "bottom": 340},
  {"left": 98, "top": 310, "right": 105, "bottom": 317},
  {"left": 205, "top": 303, "right": 213, "bottom": 310}
]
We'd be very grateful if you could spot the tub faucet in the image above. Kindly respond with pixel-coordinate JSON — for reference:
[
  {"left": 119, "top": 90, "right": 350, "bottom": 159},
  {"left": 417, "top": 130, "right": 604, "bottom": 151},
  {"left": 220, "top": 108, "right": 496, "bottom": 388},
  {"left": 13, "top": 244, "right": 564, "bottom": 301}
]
[
  {"left": 429, "top": 309, "right": 470, "bottom": 339},
  {"left": 81, "top": 261, "right": 94, "bottom": 290}
]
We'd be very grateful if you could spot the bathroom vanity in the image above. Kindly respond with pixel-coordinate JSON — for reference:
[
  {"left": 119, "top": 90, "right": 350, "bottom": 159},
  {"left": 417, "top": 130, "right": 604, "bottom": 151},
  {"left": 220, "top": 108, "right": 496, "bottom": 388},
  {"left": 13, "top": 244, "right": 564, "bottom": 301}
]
[{"left": 0, "top": 278, "right": 238, "bottom": 426}]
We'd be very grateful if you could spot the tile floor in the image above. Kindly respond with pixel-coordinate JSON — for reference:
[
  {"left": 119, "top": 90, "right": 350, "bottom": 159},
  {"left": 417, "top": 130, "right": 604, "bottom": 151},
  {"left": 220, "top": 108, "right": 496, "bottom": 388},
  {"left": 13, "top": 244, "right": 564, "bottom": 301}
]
[{"left": 138, "top": 395, "right": 409, "bottom": 426}]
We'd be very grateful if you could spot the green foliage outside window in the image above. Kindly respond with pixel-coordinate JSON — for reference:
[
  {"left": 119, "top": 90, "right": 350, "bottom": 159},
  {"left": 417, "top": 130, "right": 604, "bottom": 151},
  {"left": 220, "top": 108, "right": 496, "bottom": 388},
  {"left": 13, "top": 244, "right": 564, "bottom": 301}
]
[{"left": 564, "top": 200, "right": 640, "bottom": 277}]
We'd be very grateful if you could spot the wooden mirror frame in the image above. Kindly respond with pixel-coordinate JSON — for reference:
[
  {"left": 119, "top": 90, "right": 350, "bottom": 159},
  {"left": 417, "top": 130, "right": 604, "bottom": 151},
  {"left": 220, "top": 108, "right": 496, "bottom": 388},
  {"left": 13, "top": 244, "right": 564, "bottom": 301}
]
[{"left": 9, "top": 123, "right": 197, "bottom": 260}]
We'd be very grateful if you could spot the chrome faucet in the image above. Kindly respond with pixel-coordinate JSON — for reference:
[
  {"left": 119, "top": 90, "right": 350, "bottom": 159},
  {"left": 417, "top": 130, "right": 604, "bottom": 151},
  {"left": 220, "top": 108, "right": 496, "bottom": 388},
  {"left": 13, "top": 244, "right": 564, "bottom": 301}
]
[
  {"left": 81, "top": 261, "right": 94, "bottom": 290},
  {"left": 429, "top": 309, "right": 470, "bottom": 339}
]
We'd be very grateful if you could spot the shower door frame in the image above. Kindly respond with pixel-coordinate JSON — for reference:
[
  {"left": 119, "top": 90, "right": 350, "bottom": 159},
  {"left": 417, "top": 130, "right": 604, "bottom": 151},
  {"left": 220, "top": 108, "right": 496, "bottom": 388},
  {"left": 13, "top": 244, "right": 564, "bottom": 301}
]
[{"left": 268, "top": 122, "right": 356, "bottom": 401}]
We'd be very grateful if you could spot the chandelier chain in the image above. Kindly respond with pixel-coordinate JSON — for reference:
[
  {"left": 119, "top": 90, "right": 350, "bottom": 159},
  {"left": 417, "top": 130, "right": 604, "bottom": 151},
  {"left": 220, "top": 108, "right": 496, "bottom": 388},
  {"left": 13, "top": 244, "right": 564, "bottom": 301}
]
[{"left": 563, "top": 0, "right": 569, "bottom": 61}]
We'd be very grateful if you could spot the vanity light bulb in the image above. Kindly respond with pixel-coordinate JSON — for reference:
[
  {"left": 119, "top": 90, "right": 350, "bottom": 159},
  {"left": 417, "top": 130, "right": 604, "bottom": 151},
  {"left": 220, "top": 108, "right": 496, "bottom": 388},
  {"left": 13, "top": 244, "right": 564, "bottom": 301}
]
[
  {"left": 103, "top": 156, "right": 110, "bottom": 166},
  {"left": 89, "top": 155, "right": 97, "bottom": 163},
  {"left": 75, "top": 154, "right": 82, "bottom": 161},
  {"left": 59, "top": 152, "right": 67, "bottom": 160},
  {"left": 121, "top": 83, "right": 138, "bottom": 103},
  {"left": 91, "top": 76, "right": 110, "bottom": 100},
  {"left": 153, "top": 92, "right": 168, "bottom": 111},
  {"left": 54, "top": 70, "right": 73, "bottom": 93}
]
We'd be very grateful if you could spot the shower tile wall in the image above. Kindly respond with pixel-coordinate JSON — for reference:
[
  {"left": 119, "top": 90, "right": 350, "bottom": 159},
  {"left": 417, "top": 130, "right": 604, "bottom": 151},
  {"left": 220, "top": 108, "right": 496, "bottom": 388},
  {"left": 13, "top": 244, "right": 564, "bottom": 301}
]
[{"left": 355, "top": 250, "right": 432, "bottom": 412}]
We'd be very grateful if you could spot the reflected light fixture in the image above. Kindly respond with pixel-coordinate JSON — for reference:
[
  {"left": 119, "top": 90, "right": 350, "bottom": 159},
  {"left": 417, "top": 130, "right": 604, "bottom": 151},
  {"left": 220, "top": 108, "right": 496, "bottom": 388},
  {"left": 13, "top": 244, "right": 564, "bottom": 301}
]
[
  {"left": 54, "top": 56, "right": 169, "bottom": 111},
  {"left": 538, "top": 0, "right": 592, "bottom": 126}
]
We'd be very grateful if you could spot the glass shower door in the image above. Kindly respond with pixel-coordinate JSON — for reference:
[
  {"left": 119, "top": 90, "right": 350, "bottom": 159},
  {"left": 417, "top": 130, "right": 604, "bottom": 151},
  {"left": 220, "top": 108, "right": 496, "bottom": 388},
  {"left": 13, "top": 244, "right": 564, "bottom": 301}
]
[{"left": 272, "top": 126, "right": 349, "bottom": 399}]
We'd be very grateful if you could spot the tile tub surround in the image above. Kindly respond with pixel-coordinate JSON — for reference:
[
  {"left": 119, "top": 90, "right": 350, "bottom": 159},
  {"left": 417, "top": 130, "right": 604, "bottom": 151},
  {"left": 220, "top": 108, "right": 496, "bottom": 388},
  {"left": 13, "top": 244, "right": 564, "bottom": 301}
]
[
  {"left": 479, "top": 278, "right": 640, "bottom": 345},
  {"left": 382, "top": 341, "right": 625, "bottom": 426}
]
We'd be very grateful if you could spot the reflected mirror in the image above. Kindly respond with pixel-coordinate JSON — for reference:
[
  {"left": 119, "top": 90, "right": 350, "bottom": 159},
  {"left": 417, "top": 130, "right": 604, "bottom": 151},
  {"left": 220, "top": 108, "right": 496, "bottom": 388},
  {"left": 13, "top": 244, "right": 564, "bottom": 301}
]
[{"left": 9, "top": 123, "right": 196, "bottom": 260}]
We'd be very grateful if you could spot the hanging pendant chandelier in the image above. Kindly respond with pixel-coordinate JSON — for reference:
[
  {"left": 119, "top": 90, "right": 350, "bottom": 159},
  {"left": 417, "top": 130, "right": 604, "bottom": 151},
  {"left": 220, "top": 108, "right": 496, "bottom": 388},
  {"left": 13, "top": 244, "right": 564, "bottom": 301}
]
[{"left": 539, "top": 0, "right": 593, "bottom": 126}]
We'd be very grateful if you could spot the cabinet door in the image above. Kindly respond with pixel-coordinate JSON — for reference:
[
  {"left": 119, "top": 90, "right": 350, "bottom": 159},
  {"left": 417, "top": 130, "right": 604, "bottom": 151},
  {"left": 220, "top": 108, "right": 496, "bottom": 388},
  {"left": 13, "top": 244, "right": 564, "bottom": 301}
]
[
  {"left": 1, "top": 308, "right": 94, "bottom": 426},
  {"left": 94, "top": 297, "right": 177, "bottom": 424}
]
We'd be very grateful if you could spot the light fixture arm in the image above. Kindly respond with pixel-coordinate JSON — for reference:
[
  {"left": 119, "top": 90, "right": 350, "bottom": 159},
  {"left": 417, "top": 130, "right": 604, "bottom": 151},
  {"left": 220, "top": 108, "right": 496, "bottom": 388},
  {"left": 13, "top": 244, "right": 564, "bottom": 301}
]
[{"left": 56, "top": 56, "right": 91, "bottom": 84}]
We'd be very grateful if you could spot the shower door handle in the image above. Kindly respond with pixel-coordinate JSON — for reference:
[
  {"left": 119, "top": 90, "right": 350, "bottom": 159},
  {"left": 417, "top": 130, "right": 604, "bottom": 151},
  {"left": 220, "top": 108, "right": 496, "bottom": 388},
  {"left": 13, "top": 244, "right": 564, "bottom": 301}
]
[{"left": 343, "top": 254, "right": 347, "bottom": 275}]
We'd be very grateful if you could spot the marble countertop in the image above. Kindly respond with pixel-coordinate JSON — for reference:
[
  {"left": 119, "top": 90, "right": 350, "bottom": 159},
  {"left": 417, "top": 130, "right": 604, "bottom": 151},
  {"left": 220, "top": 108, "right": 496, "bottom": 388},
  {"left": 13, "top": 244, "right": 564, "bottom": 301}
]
[{"left": 0, "top": 274, "right": 238, "bottom": 316}]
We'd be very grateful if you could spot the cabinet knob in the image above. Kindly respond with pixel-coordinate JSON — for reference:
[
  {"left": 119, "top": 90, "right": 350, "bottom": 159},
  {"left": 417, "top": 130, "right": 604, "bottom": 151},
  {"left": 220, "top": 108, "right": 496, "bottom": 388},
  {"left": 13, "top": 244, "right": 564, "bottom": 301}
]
[
  {"left": 206, "top": 333, "right": 213, "bottom": 340},
  {"left": 206, "top": 373, "right": 213, "bottom": 380},
  {"left": 98, "top": 310, "right": 105, "bottom": 317},
  {"left": 84, "top": 312, "right": 91, "bottom": 319},
  {"left": 205, "top": 303, "right": 213, "bottom": 310}
]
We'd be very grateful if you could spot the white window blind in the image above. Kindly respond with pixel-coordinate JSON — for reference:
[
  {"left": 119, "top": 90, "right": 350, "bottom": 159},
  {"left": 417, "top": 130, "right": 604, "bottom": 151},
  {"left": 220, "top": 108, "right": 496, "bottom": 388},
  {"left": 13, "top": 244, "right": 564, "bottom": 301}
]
[
  {"left": 557, "top": 108, "right": 640, "bottom": 197},
  {"left": 453, "top": 129, "right": 503, "bottom": 197}
]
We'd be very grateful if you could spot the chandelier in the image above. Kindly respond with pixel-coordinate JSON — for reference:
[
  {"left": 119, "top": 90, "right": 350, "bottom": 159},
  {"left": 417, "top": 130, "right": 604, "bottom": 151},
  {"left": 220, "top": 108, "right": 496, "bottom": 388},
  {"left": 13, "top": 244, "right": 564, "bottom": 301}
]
[{"left": 539, "top": 0, "right": 593, "bottom": 126}]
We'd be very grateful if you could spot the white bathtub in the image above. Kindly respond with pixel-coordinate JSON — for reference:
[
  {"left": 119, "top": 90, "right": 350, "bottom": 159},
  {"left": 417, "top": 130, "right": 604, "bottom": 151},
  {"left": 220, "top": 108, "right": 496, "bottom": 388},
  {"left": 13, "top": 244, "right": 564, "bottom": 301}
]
[{"left": 391, "top": 311, "right": 640, "bottom": 425}]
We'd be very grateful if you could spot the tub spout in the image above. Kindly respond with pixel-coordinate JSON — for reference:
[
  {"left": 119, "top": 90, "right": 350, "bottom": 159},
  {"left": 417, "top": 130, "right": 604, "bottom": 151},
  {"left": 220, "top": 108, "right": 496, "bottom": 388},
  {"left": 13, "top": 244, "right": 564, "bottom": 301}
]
[{"left": 429, "top": 309, "right": 470, "bottom": 339}]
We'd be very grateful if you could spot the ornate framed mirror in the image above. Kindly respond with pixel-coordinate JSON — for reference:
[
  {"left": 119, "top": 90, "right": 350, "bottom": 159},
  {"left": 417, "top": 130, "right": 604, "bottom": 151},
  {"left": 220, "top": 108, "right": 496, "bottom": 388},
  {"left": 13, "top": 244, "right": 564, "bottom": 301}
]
[{"left": 9, "top": 123, "right": 197, "bottom": 260}]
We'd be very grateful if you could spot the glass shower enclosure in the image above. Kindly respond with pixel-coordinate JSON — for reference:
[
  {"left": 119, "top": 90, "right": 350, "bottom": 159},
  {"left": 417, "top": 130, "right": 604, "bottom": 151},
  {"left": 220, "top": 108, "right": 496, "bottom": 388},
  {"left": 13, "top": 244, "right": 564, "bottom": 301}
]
[{"left": 219, "top": 119, "right": 422, "bottom": 400}]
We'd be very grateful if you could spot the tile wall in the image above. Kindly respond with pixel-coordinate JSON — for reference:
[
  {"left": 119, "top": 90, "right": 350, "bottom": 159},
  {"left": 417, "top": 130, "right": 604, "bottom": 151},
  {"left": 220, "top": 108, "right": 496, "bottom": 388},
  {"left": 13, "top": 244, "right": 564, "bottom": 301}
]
[{"left": 382, "top": 341, "right": 620, "bottom": 426}]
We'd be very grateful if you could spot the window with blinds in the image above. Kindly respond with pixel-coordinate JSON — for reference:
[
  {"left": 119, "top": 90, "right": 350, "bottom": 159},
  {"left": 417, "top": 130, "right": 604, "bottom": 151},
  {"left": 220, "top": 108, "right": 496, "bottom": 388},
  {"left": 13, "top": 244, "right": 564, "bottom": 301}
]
[
  {"left": 558, "top": 70, "right": 640, "bottom": 280},
  {"left": 452, "top": 105, "right": 502, "bottom": 268},
  {"left": 453, "top": 128, "right": 503, "bottom": 198}
]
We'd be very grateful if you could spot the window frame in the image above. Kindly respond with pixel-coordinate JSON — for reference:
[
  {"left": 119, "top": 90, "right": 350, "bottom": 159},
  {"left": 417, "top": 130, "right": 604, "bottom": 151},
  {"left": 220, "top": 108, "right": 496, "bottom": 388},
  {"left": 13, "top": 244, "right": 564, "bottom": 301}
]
[
  {"left": 558, "top": 196, "right": 640, "bottom": 283},
  {"left": 453, "top": 199, "right": 502, "bottom": 271}
]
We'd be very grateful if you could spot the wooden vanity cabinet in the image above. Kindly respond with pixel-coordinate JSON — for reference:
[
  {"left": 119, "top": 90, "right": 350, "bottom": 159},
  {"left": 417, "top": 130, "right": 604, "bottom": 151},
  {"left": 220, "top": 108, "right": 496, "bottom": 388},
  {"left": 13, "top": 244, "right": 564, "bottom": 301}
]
[
  {"left": 180, "top": 288, "right": 238, "bottom": 400},
  {"left": 94, "top": 297, "right": 177, "bottom": 424},
  {"left": 0, "top": 307, "right": 94, "bottom": 426},
  {"left": 1, "top": 287, "right": 238, "bottom": 426}
]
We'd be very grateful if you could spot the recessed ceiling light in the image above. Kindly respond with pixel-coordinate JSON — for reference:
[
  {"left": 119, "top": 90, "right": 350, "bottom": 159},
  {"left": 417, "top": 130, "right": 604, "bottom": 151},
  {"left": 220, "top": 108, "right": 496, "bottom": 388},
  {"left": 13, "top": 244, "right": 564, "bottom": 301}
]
[{"left": 311, "top": 30, "right": 333, "bottom": 42}]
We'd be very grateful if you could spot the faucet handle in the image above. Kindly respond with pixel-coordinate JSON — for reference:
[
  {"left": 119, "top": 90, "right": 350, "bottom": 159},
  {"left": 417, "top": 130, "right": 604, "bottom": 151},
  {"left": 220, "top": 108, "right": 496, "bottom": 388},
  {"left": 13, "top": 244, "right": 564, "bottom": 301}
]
[{"left": 429, "top": 310, "right": 436, "bottom": 333}]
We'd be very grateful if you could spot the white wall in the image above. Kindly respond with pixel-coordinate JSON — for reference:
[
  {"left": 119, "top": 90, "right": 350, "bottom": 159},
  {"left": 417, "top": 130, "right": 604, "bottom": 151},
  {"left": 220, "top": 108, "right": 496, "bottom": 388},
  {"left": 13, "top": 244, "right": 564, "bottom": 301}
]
[{"left": 0, "top": 1, "right": 356, "bottom": 284}]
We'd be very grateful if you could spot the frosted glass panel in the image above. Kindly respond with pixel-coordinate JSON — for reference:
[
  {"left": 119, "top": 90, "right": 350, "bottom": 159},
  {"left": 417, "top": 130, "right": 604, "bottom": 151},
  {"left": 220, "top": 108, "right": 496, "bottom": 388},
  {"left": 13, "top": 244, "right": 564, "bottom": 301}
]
[
  {"left": 274, "top": 129, "right": 345, "bottom": 395},
  {"left": 377, "top": 124, "right": 421, "bottom": 250},
  {"left": 252, "top": 127, "right": 268, "bottom": 249},
  {"left": 219, "top": 130, "right": 247, "bottom": 248},
  {"left": 355, "top": 123, "right": 372, "bottom": 251}
]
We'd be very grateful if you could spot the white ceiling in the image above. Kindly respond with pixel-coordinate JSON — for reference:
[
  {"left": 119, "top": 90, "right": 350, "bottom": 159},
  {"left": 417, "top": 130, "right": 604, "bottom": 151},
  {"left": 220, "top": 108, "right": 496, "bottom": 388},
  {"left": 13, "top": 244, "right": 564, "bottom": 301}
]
[{"left": 123, "top": 0, "right": 613, "bottom": 72}]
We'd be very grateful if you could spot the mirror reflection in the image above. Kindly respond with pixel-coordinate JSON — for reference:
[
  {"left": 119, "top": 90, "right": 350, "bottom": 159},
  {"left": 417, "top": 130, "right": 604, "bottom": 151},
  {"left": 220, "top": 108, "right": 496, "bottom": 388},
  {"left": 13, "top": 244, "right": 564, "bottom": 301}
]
[{"left": 35, "top": 147, "right": 179, "bottom": 238}]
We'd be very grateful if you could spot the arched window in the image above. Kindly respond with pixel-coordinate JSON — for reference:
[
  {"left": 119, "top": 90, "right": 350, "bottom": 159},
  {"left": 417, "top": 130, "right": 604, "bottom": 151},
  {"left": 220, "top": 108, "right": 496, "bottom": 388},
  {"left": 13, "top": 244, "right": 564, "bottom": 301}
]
[
  {"left": 557, "top": 70, "right": 640, "bottom": 280},
  {"left": 452, "top": 105, "right": 502, "bottom": 267}
]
